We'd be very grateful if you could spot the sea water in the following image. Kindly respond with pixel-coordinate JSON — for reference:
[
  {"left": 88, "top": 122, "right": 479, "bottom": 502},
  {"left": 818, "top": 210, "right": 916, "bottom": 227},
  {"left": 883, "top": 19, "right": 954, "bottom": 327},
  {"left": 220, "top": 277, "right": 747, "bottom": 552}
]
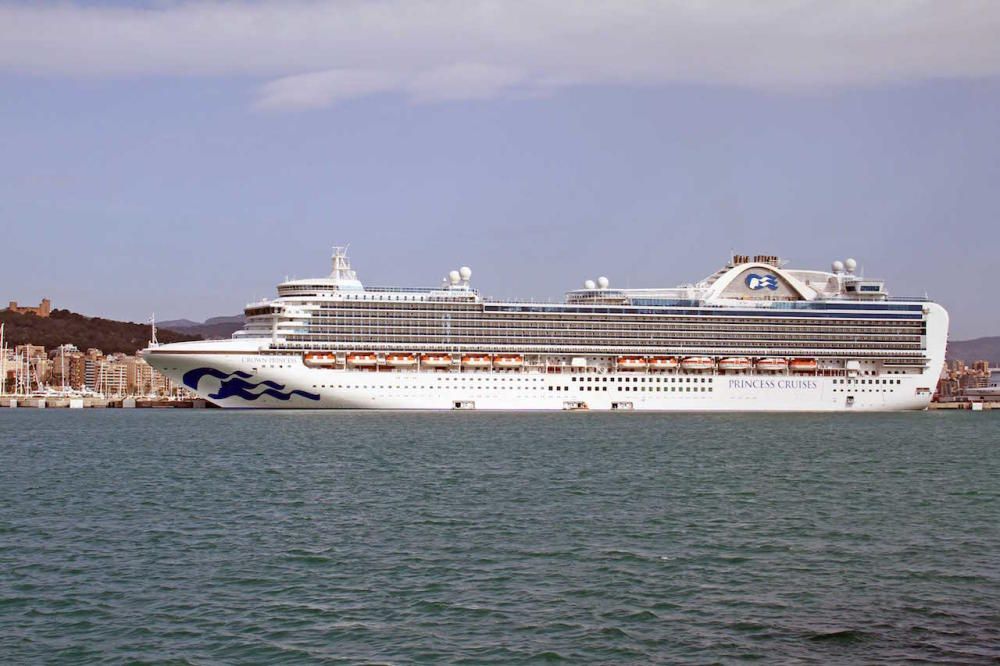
[{"left": 1, "top": 410, "right": 998, "bottom": 663}]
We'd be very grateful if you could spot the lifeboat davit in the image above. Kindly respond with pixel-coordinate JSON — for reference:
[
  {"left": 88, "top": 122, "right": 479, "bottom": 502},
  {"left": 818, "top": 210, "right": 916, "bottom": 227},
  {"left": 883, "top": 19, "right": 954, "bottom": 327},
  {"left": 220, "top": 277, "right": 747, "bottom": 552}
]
[
  {"left": 718, "top": 357, "right": 751, "bottom": 372},
  {"left": 648, "top": 356, "right": 679, "bottom": 370},
  {"left": 493, "top": 354, "right": 524, "bottom": 368},
  {"left": 346, "top": 352, "right": 378, "bottom": 367},
  {"left": 303, "top": 352, "right": 337, "bottom": 367},
  {"left": 681, "top": 356, "right": 715, "bottom": 371},
  {"left": 617, "top": 356, "right": 647, "bottom": 370},
  {"left": 462, "top": 354, "right": 492, "bottom": 368},
  {"left": 385, "top": 353, "right": 416, "bottom": 367},
  {"left": 421, "top": 354, "right": 453, "bottom": 368},
  {"left": 789, "top": 358, "right": 818, "bottom": 372},
  {"left": 756, "top": 358, "right": 788, "bottom": 372}
]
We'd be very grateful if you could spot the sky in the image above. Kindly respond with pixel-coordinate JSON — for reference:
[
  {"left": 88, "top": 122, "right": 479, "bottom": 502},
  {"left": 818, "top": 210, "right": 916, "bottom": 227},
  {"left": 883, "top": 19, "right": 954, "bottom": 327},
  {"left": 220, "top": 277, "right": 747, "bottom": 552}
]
[{"left": 1, "top": 1, "right": 999, "bottom": 339}]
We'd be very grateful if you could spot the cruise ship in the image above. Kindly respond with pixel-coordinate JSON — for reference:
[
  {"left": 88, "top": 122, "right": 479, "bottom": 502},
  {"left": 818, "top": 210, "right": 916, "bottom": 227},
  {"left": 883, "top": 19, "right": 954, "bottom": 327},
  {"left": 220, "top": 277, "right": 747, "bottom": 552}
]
[{"left": 143, "top": 248, "right": 948, "bottom": 411}]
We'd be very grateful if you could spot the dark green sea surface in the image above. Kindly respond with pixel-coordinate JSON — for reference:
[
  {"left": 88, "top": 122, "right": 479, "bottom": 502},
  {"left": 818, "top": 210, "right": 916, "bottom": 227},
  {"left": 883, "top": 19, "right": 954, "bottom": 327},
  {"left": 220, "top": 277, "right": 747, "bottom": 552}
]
[{"left": 1, "top": 410, "right": 998, "bottom": 664}]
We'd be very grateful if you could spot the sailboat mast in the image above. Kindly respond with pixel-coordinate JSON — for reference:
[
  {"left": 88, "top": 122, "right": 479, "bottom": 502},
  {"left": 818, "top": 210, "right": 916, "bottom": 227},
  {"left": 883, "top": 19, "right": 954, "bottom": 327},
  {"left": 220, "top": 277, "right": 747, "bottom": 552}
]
[{"left": 0, "top": 323, "right": 5, "bottom": 397}]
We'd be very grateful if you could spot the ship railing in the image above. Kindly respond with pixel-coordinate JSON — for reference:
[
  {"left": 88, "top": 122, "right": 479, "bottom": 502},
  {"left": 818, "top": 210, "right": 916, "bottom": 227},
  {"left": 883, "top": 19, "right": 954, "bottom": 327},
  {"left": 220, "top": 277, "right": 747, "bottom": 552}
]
[{"left": 271, "top": 341, "right": 927, "bottom": 359}]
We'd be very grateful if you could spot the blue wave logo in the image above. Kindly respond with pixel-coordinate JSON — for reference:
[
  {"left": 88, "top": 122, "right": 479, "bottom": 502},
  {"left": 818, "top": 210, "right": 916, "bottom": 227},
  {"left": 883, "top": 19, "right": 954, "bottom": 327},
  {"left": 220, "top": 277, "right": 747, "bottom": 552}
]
[
  {"left": 745, "top": 273, "right": 779, "bottom": 291},
  {"left": 182, "top": 367, "right": 320, "bottom": 402}
]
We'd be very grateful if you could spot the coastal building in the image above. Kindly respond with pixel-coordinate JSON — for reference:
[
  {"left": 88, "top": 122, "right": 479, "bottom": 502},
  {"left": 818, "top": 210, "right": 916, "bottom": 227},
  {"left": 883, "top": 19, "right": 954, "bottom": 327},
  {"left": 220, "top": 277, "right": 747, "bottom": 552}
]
[
  {"left": 1, "top": 335, "right": 189, "bottom": 398},
  {"left": 83, "top": 349, "right": 104, "bottom": 390},
  {"left": 84, "top": 353, "right": 129, "bottom": 397},
  {"left": 15, "top": 344, "right": 46, "bottom": 359},
  {"left": 935, "top": 359, "right": 995, "bottom": 399}
]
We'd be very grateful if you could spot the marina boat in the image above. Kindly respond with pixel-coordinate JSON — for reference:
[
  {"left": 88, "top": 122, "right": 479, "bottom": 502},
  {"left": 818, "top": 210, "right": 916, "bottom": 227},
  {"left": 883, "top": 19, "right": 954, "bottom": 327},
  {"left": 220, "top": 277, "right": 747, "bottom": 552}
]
[{"left": 142, "top": 249, "right": 948, "bottom": 411}]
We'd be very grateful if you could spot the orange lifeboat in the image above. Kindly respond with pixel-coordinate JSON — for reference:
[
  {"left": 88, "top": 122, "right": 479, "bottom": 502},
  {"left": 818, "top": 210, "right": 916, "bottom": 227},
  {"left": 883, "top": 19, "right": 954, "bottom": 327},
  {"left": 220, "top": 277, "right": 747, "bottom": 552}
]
[
  {"left": 718, "top": 357, "right": 751, "bottom": 372},
  {"left": 617, "top": 356, "right": 647, "bottom": 370},
  {"left": 346, "top": 352, "right": 378, "bottom": 367},
  {"left": 789, "top": 358, "right": 818, "bottom": 372},
  {"left": 493, "top": 354, "right": 524, "bottom": 368},
  {"left": 756, "top": 358, "right": 788, "bottom": 372},
  {"left": 681, "top": 356, "right": 715, "bottom": 371},
  {"left": 461, "top": 354, "right": 492, "bottom": 368},
  {"left": 385, "top": 353, "right": 416, "bottom": 367},
  {"left": 303, "top": 352, "right": 337, "bottom": 367},
  {"left": 421, "top": 354, "right": 454, "bottom": 368},
  {"left": 648, "top": 356, "right": 679, "bottom": 370}
]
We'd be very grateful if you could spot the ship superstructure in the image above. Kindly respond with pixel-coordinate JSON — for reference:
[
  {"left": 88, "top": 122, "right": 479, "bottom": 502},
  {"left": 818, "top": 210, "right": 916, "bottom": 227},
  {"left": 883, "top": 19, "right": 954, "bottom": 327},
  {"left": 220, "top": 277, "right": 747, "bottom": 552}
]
[{"left": 143, "top": 248, "right": 948, "bottom": 411}]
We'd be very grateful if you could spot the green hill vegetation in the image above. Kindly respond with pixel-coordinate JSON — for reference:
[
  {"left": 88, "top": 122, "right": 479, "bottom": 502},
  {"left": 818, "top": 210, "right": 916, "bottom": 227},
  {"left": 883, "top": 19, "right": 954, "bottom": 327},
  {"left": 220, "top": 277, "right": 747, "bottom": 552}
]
[{"left": 0, "top": 309, "right": 200, "bottom": 354}]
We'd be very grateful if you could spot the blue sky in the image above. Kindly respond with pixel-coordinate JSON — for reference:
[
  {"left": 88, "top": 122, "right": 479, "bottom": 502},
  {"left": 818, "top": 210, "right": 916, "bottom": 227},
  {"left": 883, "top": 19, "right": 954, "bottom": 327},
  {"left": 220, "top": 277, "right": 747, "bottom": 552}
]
[{"left": 1, "top": 2, "right": 999, "bottom": 338}]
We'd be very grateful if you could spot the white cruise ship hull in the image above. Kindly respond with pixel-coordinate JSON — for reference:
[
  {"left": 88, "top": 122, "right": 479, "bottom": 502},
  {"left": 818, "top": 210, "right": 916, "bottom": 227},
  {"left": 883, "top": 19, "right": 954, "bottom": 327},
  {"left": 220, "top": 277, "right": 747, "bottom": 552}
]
[{"left": 144, "top": 348, "right": 937, "bottom": 412}]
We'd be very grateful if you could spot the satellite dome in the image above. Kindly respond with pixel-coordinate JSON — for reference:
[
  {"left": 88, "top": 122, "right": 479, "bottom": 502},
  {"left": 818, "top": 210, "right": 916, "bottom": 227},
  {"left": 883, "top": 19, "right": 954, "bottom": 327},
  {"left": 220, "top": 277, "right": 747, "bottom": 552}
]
[
  {"left": 459, "top": 266, "right": 472, "bottom": 280},
  {"left": 844, "top": 258, "right": 857, "bottom": 273},
  {"left": 832, "top": 260, "right": 845, "bottom": 273},
  {"left": 448, "top": 270, "right": 461, "bottom": 284},
  {"left": 584, "top": 279, "right": 596, "bottom": 290},
  {"left": 597, "top": 276, "right": 610, "bottom": 289}
]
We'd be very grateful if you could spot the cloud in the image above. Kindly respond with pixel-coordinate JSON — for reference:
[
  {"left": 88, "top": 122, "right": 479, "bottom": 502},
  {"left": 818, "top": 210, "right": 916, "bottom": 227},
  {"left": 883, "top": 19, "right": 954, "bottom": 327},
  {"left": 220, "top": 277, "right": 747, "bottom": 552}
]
[
  {"left": 407, "top": 63, "right": 525, "bottom": 102},
  {"left": 1, "top": 1, "right": 999, "bottom": 110},
  {"left": 254, "top": 69, "right": 401, "bottom": 110}
]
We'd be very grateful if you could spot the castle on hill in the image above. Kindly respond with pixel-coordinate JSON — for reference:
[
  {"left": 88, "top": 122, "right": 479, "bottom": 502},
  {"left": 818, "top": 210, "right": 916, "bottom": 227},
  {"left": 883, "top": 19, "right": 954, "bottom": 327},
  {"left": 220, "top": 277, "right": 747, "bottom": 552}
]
[{"left": 5, "top": 298, "right": 52, "bottom": 318}]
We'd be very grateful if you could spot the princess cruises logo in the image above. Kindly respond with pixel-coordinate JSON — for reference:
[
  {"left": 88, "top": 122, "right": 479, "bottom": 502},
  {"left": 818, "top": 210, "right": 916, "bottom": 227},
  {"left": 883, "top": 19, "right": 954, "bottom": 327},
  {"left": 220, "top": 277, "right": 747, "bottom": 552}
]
[{"left": 745, "top": 273, "right": 779, "bottom": 291}]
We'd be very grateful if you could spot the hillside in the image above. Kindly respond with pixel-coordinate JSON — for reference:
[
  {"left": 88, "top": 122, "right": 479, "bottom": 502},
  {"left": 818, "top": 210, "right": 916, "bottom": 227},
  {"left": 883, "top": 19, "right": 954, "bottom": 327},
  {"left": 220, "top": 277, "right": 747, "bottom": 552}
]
[
  {"left": 947, "top": 337, "right": 1000, "bottom": 365},
  {"left": 159, "top": 314, "right": 244, "bottom": 340},
  {"left": 0, "top": 309, "right": 200, "bottom": 354}
]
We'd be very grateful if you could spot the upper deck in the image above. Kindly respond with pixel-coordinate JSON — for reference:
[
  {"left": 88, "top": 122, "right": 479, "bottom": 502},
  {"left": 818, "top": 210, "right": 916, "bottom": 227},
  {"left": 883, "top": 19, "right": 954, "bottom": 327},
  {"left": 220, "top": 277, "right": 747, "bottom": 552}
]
[
  {"left": 248, "top": 248, "right": 911, "bottom": 314},
  {"left": 224, "top": 247, "right": 944, "bottom": 367}
]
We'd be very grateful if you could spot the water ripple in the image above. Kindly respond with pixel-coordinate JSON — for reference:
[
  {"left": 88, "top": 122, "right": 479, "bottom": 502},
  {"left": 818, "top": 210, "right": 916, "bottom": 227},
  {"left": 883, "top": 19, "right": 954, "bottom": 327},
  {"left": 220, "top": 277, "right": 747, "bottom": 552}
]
[{"left": 1, "top": 410, "right": 998, "bottom": 663}]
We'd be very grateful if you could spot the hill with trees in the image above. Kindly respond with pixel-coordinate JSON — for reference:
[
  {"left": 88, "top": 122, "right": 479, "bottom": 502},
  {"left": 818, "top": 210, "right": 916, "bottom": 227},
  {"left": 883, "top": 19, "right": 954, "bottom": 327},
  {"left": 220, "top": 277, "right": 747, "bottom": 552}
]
[{"left": 0, "top": 309, "right": 199, "bottom": 354}]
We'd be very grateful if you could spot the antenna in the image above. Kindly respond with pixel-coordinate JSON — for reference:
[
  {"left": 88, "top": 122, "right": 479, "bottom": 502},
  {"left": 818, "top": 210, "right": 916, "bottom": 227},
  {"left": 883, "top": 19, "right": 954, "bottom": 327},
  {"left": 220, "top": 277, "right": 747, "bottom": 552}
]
[{"left": 149, "top": 313, "right": 158, "bottom": 347}]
